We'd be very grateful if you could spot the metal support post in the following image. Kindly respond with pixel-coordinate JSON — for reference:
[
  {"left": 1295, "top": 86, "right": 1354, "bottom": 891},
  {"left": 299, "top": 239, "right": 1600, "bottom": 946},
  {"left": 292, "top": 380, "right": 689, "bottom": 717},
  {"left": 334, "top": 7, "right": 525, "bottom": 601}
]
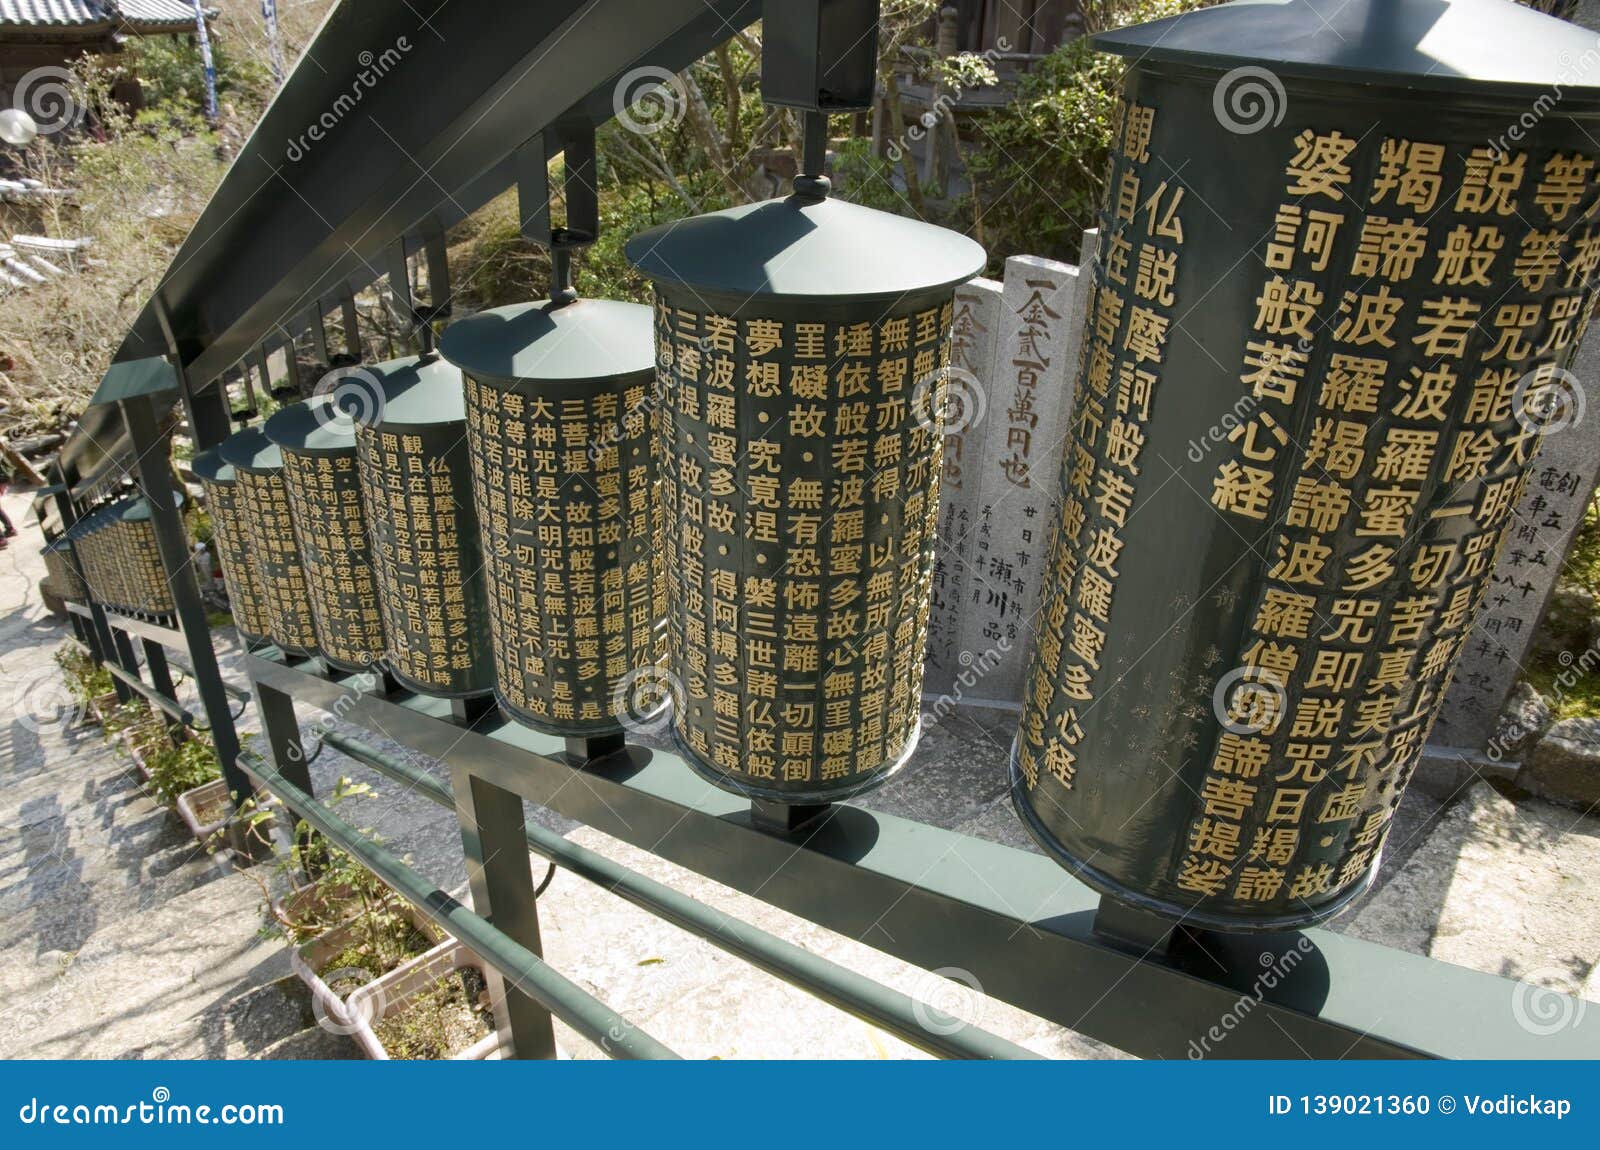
[
  {"left": 118, "top": 391, "right": 247, "bottom": 803},
  {"left": 451, "top": 766, "right": 558, "bottom": 1059}
]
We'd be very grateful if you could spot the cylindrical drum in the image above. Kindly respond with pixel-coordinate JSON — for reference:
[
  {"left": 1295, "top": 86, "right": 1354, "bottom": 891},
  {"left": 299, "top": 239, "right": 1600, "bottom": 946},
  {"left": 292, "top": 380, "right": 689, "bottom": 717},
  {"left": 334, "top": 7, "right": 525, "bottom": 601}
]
[
  {"left": 71, "top": 507, "right": 111, "bottom": 607},
  {"left": 628, "top": 190, "right": 985, "bottom": 801},
  {"left": 440, "top": 299, "right": 665, "bottom": 734},
  {"left": 193, "top": 445, "right": 274, "bottom": 645},
  {"left": 116, "top": 499, "right": 175, "bottom": 616},
  {"left": 1013, "top": 0, "right": 1600, "bottom": 929},
  {"left": 265, "top": 397, "right": 387, "bottom": 673},
  {"left": 354, "top": 353, "right": 494, "bottom": 698},
  {"left": 219, "top": 427, "right": 320, "bottom": 657},
  {"left": 42, "top": 536, "right": 86, "bottom": 602}
]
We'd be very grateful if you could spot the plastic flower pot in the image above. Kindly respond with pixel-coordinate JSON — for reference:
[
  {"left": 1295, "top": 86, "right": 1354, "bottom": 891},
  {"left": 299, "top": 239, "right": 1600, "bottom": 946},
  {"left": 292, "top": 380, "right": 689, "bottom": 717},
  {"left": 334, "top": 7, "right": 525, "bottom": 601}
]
[
  {"left": 346, "top": 940, "right": 498, "bottom": 1060},
  {"left": 288, "top": 900, "right": 444, "bottom": 1030},
  {"left": 175, "top": 778, "right": 233, "bottom": 842}
]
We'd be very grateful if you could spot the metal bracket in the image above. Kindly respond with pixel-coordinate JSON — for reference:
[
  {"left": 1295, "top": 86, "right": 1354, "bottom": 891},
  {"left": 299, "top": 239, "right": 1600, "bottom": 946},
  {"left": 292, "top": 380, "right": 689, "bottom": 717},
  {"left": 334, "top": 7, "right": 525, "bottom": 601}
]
[{"left": 517, "top": 119, "right": 598, "bottom": 303}]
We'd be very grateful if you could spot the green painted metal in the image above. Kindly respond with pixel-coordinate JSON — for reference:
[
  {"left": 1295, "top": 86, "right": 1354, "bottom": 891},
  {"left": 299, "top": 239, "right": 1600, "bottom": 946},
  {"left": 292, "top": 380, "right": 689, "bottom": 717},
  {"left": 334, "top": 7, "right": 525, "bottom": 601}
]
[
  {"left": 237, "top": 748, "right": 681, "bottom": 1060},
  {"left": 218, "top": 426, "right": 320, "bottom": 657},
  {"left": 318, "top": 727, "right": 1041, "bottom": 1060},
  {"left": 438, "top": 299, "right": 666, "bottom": 735},
  {"left": 1013, "top": 11, "right": 1600, "bottom": 929},
  {"left": 83, "top": 356, "right": 179, "bottom": 409},
  {"left": 1093, "top": 0, "right": 1600, "bottom": 99},
  {"left": 265, "top": 397, "right": 387, "bottom": 674},
  {"left": 627, "top": 193, "right": 984, "bottom": 301},
  {"left": 245, "top": 650, "right": 1600, "bottom": 1060},
  {"left": 353, "top": 353, "right": 495, "bottom": 699}
]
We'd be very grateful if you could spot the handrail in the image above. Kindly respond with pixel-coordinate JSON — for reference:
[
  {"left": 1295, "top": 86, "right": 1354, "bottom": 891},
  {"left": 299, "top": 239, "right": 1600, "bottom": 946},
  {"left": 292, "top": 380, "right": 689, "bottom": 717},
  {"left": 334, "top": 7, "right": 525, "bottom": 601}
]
[
  {"left": 104, "top": 661, "right": 195, "bottom": 726},
  {"left": 320, "top": 729, "right": 1039, "bottom": 1061},
  {"left": 239, "top": 750, "right": 681, "bottom": 1060}
]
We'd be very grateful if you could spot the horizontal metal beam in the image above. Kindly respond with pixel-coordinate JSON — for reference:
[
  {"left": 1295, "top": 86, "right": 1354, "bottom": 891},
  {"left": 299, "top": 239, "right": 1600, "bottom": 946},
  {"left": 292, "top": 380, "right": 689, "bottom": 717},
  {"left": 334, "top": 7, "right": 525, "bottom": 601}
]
[
  {"left": 117, "top": 0, "right": 760, "bottom": 382},
  {"left": 237, "top": 749, "right": 679, "bottom": 1060},
  {"left": 319, "top": 728, "right": 1039, "bottom": 1061},
  {"left": 103, "top": 662, "right": 194, "bottom": 726},
  {"left": 244, "top": 653, "right": 1599, "bottom": 1061},
  {"left": 103, "top": 611, "right": 185, "bottom": 650}
]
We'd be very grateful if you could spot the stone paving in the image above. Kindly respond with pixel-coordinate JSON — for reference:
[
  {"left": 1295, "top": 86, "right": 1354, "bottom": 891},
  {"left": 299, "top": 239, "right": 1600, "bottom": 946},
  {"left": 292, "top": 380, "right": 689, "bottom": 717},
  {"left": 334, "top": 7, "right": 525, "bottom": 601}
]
[{"left": 1, "top": 485, "right": 1597, "bottom": 1059}]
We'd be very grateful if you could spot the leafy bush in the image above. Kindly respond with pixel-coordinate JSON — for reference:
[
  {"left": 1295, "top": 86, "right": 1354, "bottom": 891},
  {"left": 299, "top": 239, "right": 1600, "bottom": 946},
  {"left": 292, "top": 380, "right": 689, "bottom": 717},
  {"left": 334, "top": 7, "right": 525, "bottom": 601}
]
[{"left": 965, "top": 0, "right": 1212, "bottom": 270}]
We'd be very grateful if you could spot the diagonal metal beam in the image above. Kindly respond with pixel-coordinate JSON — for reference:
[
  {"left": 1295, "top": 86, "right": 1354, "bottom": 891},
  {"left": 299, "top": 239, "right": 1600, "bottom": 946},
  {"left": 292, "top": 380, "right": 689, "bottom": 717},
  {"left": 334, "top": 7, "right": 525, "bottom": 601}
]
[{"left": 113, "top": 0, "right": 759, "bottom": 384}]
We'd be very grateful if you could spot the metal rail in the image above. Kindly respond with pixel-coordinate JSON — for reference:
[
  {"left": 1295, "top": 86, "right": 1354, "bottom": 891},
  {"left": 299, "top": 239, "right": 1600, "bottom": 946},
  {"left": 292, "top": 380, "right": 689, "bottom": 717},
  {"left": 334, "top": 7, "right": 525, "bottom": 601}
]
[
  {"left": 238, "top": 750, "right": 681, "bottom": 1060},
  {"left": 103, "top": 661, "right": 196, "bottom": 726},
  {"left": 318, "top": 728, "right": 1040, "bottom": 1061},
  {"left": 247, "top": 651, "right": 1600, "bottom": 1061}
]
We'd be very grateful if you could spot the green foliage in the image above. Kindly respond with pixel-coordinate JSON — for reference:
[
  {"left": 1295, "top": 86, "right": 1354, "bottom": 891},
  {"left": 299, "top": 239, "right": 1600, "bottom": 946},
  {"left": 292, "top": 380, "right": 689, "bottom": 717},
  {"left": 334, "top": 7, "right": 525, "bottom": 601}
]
[
  {"left": 146, "top": 735, "right": 223, "bottom": 805},
  {"left": 54, "top": 643, "right": 112, "bottom": 706},
  {"left": 122, "top": 33, "right": 267, "bottom": 117},
  {"left": 964, "top": 0, "right": 1212, "bottom": 270}
]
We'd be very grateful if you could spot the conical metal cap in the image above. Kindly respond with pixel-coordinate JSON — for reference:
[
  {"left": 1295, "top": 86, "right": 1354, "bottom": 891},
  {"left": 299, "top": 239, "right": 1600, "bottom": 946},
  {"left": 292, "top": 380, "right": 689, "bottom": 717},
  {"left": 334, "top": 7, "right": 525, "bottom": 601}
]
[
  {"left": 626, "top": 192, "right": 986, "bottom": 302},
  {"left": 217, "top": 425, "right": 284, "bottom": 475},
  {"left": 1095, "top": 0, "right": 1600, "bottom": 99},
  {"left": 439, "top": 298, "right": 655, "bottom": 384}
]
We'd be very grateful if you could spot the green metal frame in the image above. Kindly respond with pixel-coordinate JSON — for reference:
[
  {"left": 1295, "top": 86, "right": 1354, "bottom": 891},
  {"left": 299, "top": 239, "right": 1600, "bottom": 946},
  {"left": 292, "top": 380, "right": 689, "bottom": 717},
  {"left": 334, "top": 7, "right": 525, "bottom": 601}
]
[{"left": 243, "top": 649, "right": 1600, "bottom": 1061}]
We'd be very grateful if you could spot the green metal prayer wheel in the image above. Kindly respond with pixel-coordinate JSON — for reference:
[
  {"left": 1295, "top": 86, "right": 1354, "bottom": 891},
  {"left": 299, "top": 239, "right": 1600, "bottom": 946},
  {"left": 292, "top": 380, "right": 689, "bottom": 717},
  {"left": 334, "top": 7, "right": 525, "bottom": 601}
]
[
  {"left": 265, "top": 396, "right": 387, "bottom": 673},
  {"left": 354, "top": 353, "right": 494, "bottom": 699},
  {"left": 193, "top": 445, "right": 275, "bottom": 645},
  {"left": 42, "top": 536, "right": 85, "bottom": 602},
  {"left": 439, "top": 298, "right": 665, "bottom": 734},
  {"left": 628, "top": 154, "right": 985, "bottom": 801},
  {"left": 70, "top": 505, "right": 116, "bottom": 608},
  {"left": 219, "top": 426, "right": 320, "bottom": 657},
  {"left": 1012, "top": 0, "right": 1600, "bottom": 929},
  {"left": 115, "top": 498, "right": 175, "bottom": 616}
]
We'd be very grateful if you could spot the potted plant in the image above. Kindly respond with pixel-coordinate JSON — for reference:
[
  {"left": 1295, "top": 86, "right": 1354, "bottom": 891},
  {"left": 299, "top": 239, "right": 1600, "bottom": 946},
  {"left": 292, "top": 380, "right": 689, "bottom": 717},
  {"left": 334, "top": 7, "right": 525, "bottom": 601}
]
[
  {"left": 347, "top": 942, "right": 498, "bottom": 1060},
  {"left": 54, "top": 645, "right": 118, "bottom": 724},
  {"left": 250, "top": 780, "right": 441, "bottom": 1026}
]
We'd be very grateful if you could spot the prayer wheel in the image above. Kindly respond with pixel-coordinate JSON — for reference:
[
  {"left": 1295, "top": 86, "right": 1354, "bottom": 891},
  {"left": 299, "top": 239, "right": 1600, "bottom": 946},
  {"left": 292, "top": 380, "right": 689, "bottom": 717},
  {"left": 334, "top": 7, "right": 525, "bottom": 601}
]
[
  {"left": 439, "top": 298, "right": 665, "bottom": 734},
  {"left": 1012, "top": 0, "right": 1600, "bottom": 928},
  {"left": 353, "top": 353, "right": 494, "bottom": 699},
  {"left": 628, "top": 147, "right": 985, "bottom": 801},
  {"left": 114, "top": 498, "right": 175, "bottom": 616},
  {"left": 219, "top": 427, "right": 320, "bottom": 657},
  {"left": 193, "top": 445, "right": 274, "bottom": 646},
  {"left": 42, "top": 536, "right": 85, "bottom": 602},
  {"left": 265, "top": 397, "right": 387, "bottom": 673}
]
